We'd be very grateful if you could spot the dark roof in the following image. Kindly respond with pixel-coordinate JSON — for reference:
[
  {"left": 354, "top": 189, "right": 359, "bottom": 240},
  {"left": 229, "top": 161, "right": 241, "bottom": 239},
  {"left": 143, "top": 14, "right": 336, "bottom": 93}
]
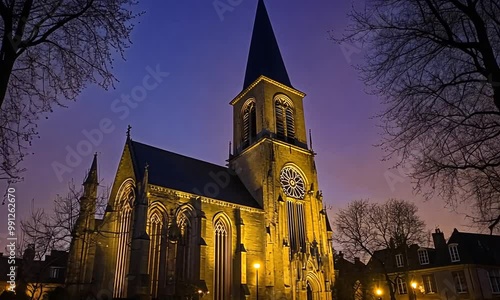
[
  {"left": 129, "top": 140, "right": 260, "bottom": 209},
  {"left": 447, "top": 229, "right": 500, "bottom": 265},
  {"left": 243, "top": 0, "right": 291, "bottom": 89},
  {"left": 367, "top": 230, "right": 500, "bottom": 273}
]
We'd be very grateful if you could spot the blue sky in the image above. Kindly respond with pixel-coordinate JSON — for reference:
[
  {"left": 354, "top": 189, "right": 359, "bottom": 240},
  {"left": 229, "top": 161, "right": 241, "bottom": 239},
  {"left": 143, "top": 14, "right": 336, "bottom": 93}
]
[{"left": 0, "top": 0, "right": 472, "bottom": 250}]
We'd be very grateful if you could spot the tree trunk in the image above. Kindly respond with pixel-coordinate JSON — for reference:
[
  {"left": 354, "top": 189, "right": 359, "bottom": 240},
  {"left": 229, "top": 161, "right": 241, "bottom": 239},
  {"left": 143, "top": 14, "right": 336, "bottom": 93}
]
[
  {"left": 384, "top": 273, "right": 397, "bottom": 300},
  {"left": 0, "top": 55, "right": 15, "bottom": 109}
]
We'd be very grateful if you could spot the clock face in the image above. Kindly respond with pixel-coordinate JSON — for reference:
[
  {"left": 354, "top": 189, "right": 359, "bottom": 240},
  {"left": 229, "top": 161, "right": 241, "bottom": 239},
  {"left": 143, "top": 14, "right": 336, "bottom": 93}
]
[{"left": 280, "top": 166, "right": 306, "bottom": 199}]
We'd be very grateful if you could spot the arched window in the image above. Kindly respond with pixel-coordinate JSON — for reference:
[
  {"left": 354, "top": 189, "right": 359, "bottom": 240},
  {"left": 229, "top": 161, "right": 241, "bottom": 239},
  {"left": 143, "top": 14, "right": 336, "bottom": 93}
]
[
  {"left": 177, "top": 209, "right": 193, "bottom": 281},
  {"left": 242, "top": 101, "right": 257, "bottom": 145},
  {"left": 113, "top": 180, "right": 135, "bottom": 298},
  {"left": 280, "top": 165, "right": 307, "bottom": 255},
  {"left": 275, "top": 95, "right": 295, "bottom": 141},
  {"left": 147, "top": 206, "right": 167, "bottom": 298},
  {"left": 286, "top": 200, "right": 306, "bottom": 254},
  {"left": 214, "top": 216, "right": 231, "bottom": 300}
]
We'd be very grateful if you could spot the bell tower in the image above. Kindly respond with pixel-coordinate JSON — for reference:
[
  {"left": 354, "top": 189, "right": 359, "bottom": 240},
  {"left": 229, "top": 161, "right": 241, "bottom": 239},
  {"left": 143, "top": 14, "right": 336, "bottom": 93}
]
[{"left": 229, "top": 1, "right": 335, "bottom": 299}]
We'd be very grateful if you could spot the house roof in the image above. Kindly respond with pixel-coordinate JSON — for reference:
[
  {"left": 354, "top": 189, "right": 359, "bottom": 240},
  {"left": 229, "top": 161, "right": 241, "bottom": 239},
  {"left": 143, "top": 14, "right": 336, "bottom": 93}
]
[
  {"left": 447, "top": 229, "right": 500, "bottom": 265},
  {"left": 243, "top": 0, "right": 292, "bottom": 89},
  {"left": 129, "top": 140, "right": 261, "bottom": 209},
  {"left": 367, "top": 229, "right": 500, "bottom": 273}
]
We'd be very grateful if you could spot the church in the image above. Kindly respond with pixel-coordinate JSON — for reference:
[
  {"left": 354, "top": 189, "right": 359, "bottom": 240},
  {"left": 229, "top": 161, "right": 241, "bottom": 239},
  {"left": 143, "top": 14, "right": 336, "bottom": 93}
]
[{"left": 66, "top": 1, "right": 335, "bottom": 299}]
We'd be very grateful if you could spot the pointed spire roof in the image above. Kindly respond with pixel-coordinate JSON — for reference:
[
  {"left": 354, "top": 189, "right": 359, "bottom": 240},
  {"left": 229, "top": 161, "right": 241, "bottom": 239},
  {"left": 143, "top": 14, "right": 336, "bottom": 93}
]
[
  {"left": 243, "top": 0, "right": 292, "bottom": 89},
  {"left": 84, "top": 153, "right": 98, "bottom": 185}
]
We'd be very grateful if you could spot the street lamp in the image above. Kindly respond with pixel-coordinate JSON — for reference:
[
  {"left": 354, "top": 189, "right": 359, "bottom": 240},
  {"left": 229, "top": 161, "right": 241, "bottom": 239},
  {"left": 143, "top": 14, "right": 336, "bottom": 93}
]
[
  {"left": 254, "top": 263, "right": 261, "bottom": 300},
  {"left": 411, "top": 281, "right": 417, "bottom": 299},
  {"left": 375, "top": 288, "right": 382, "bottom": 300}
]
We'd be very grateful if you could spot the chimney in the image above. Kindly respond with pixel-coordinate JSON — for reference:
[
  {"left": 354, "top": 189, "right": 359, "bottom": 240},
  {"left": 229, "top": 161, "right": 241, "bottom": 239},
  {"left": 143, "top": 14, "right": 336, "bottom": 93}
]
[
  {"left": 432, "top": 228, "right": 446, "bottom": 249},
  {"left": 338, "top": 251, "right": 344, "bottom": 259}
]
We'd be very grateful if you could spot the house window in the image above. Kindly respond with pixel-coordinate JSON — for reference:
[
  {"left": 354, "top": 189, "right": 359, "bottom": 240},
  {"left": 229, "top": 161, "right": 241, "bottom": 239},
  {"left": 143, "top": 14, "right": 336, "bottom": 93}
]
[
  {"left": 422, "top": 274, "right": 438, "bottom": 294},
  {"left": 396, "top": 277, "right": 407, "bottom": 294},
  {"left": 452, "top": 271, "right": 468, "bottom": 293},
  {"left": 418, "top": 249, "right": 429, "bottom": 265},
  {"left": 49, "top": 267, "right": 63, "bottom": 279},
  {"left": 353, "top": 280, "right": 363, "bottom": 300},
  {"left": 489, "top": 269, "right": 500, "bottom": 294},
  {"left": 275, "top": 95, "right": 295, "bottom": 141},
  {"left": 449, "top": 244, "right": 460, "bottom": 262},
  {"left": 214, "top": 216, "right": 231, "bottom": 300},
  {"left": 242, "top": 101, "right": 257, "bottom": 145},
  {"left": 395, "top": 254, "right": 404, "bottom": 267}
]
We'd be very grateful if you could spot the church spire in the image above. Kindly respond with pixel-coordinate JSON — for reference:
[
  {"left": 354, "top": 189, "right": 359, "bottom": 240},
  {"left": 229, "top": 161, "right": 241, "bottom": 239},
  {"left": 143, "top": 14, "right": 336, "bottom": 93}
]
[
  {"left": 243, "top": 0, "right": 291, "bottom": 89},
  {"left": 84, "top": 153, "right": 98, "bottom": 186}
]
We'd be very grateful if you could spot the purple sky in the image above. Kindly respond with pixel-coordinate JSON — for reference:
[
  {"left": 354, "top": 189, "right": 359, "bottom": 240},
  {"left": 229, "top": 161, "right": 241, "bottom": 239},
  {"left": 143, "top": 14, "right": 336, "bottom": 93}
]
[{"left": 0, "top": 0, "right": 473, "bottom": 250}]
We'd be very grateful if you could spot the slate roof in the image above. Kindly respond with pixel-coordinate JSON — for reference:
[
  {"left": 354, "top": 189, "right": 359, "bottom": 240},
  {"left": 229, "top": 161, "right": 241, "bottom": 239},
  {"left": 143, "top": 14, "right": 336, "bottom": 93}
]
[
  {"left": 447, "top": 229, "right": 500, "bottom": 265},
  {"left": 243, "top": 0, "right": 292, "bottom": 89},
  {"left": 367, "top": 229, "right": 500, "bottom": 273},
  {"left": 129, "top": 140, "right": 261, "bottom": 209}
]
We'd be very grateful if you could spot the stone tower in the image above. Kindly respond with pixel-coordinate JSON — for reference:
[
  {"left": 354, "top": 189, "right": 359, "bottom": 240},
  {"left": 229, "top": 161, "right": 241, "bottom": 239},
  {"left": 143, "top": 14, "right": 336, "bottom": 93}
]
[
  {"left": 66, "top": 154, "right": 98, "bottom": 296},
  {"left": 228, "top": 0, "right": 335, "bottom": 298}
]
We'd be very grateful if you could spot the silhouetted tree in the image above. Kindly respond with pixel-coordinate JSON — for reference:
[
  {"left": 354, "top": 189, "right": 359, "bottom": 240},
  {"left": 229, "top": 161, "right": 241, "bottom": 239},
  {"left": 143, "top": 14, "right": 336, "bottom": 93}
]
[
  {"left": 334, "top": 0, "right": 500, "bottom": 233},
  {"left": 333, "top": 199, "right": 427, "bottom": 300},
  {"left": 18, "top": 181, "right": 108, "bottom": 299},
  {"left": 0, "top": 0, "right": 141, "bottom": 182}
]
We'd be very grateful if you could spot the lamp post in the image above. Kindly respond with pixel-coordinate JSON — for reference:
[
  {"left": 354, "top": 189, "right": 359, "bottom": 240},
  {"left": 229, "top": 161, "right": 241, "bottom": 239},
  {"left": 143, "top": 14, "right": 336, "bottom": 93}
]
[
  {"left": 375, "top": 287, "right": 383, "bottom": 300},
  {"left": 254, "top": 263, "right": 261, "bottom": 300},
  {"left": 411, "top": 282, "right": 417, "bottom": 300}
]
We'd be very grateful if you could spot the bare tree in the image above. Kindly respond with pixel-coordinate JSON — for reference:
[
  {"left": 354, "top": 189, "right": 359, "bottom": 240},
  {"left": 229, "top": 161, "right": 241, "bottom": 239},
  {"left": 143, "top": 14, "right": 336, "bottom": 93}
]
[
  {"left": 0, "top": 0, "right": 141, "bottom": 182},
  {"left": 334, "top": 0, "right": 500, "bottom": 233},
  {"left": 18, "top": 180, "right": 108, "bottom": 299},
  {"left": 333, "top": 199, "right": 427, "bottom": 300}
]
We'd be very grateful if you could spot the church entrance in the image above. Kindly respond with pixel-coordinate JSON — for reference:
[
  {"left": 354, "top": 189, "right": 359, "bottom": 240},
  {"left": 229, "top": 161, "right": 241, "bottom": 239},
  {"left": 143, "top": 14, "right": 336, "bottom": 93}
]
[{"left": 307, "top": 282, "right": 313, "bottom": 300}]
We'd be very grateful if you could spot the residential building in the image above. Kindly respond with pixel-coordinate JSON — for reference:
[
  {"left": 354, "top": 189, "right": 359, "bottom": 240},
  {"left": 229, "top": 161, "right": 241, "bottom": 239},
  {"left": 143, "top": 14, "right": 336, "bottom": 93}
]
[
  {"left": 367, "top": 229, "right": 500, "bottom": 299},
  {"left": 0, "top": 248, "right": 68, "bottom": 299}
]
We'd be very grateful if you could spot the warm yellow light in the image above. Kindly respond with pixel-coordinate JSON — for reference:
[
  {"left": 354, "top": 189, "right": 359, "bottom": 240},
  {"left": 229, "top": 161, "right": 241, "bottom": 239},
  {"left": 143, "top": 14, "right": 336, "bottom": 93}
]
[
  {"left": 411, "top": 282, "right": 417, "bottom": 289},
  {"left": 254, "top": 263, "right": 261, "bottom": 269},
  {"left": 375, "top": 288, "right": 382, "bottom": 296},
  {"left": 198, "top": 290, "right": 203, "bottom": 294}
]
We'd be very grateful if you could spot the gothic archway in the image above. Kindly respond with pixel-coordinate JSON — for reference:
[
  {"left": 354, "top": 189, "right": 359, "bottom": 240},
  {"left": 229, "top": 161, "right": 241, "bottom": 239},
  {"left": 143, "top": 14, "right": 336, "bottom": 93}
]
[
  {"left": 307, "top": 282, "right": 313, "bottom": 300},
  {"left": 306, "top": 272, "right": 322, "bottom": 300}
]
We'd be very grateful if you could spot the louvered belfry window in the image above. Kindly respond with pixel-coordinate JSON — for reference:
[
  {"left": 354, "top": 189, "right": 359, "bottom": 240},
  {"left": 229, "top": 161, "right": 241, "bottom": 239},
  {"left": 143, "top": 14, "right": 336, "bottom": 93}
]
[
  {"left": 242, "top": 101, "right": 256, "bottom": 144},
  {"left": 275, "top": 95, "right": 295, "bottom": 141}
]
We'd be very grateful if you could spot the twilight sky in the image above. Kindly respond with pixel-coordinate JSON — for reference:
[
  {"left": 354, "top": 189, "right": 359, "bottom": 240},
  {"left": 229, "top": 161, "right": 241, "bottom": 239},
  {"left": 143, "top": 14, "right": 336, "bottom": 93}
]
[{"left": 0, "top": 0, "right": 474, "bottom": 249}]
